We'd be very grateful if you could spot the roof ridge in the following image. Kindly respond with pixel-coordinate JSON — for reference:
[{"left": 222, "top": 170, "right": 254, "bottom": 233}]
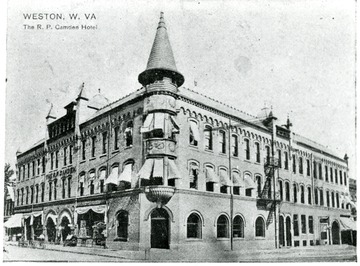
[{"left": 182, "top": 87, "right": 258, "bottom": 119}]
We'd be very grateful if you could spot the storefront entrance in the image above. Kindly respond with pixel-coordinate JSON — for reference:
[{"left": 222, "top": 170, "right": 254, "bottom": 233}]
[
  {"left": 286, "top": 217, "right": 292, "bottom": 246},
  {"left": 60, "top": 216, "right": 71, "bottom": 241},
  {"left": 151, "top": 208, "right": 170, "bottom": 249},
  {"left": 279, "top": 216, "right": 285, "bottom": 247},
  {"left": 25, "top": 217, "right": 32, "bottom": 240},
  {"left": 332, "top": 221, "right": 340, "bottom": 245},
  {"left": 46, "top": 218, "right": 56, "bottom": 242}
]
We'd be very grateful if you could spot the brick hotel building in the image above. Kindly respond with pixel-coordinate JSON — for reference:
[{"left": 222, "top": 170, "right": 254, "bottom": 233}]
[{"left": 7, "top": 13, "right": 356, "bottom": 253}]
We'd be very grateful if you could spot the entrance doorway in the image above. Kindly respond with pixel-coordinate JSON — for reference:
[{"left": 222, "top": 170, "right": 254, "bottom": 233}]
[
  {"left": 332, "top": 221, "right": 340, "bottom": 245},
  {"left": 46, "top": 218, "right": 56, "bottom": 242},
  {"left": 279, "top": 216, "right": 285, "bottom": 247},
  {"left": 60, "top": 216, "right": 71, "bottom": 241},
  {"left": 25, "top": 217, "right": 31, "bottom": 240},
  {"left": 286, "top": 216, "right": 292, "bottom": 246},
  {"left": 151, "top": 208, "right": 170, "bottom": 249}
]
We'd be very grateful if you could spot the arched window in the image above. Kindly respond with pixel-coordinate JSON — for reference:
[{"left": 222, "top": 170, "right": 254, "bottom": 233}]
[
  {"left": 231, "top": 134, "right": 238, "bottom": 157},
  {"left": 255, "top": 217, "right": 265, "bottom": 237},
  {"left": 319, "top": 189, "right": 324, "bottom": 206},
  {"left": 219, "top": 130, "right": 226, "bottom": 154},
  {"left": 307, "top": 187, "right": 312, "bottom": 205},
  {"left": 217, "top": 215, "right": 229, "bottom": 238},
  {"left": 187, "top": 213, "right": 202, "bottom": 239},
  {"left": 244, "top": 139, "right": 250, "bottom": 160},
  {"left": 233, "top": 215, "right": 244, "bottom": 238},
  {"left": 116, "top": 211, "right": 129, "bottom": 241},
  {"left": 189, "top": 162, "right": 199, "bottom": 190},
  {"left": 256, "top": 175, "right": 262, "bottom": 197},
  {"left": 285, "top": 182, "right": 290, "bottom": 201},
  {"left": 125, "top": 121, "right": 133, "bottom": 147},
  {"left": 204, "top": 125, "right": 213, "bottom": 150},
  {"left": 255, "top": 143, "right": 261, "bottom": 163},
  {"left": 300, "top": 185, "right": 305, "bottom": 204},
  {"left": 293, "top": 183, "right": 297, "bottom": 203}
]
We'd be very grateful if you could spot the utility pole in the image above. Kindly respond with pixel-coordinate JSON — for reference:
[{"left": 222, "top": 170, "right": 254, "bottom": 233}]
[{"left": 228, "top": 117, "right": 234, "bottom": 251}]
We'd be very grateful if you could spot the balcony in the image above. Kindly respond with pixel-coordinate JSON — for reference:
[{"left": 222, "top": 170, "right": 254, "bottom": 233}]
[{"left": 144, "top": 186, "right": 175, "bottom": 207}]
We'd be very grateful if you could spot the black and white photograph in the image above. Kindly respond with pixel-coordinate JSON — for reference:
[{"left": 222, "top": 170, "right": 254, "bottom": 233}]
[{"left": 2, "top": 0, "right": 357, "bottom": 262}]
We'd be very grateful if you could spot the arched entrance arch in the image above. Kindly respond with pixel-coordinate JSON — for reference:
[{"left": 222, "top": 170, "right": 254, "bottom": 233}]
[
  {"left": 46, "top": 217, "right": 56, "bottom": 242},
  {"left": 286, "top": 216, "right": 292, "bottom": 246},
  {"left": 60, "top": 216, "right": 71, "bottom": 242},
  {"left": 151, "top": 208, "right": 170, "bottom": 249},
  {"left": 332, "top": 221, "right": 340, "bottom": 245}
]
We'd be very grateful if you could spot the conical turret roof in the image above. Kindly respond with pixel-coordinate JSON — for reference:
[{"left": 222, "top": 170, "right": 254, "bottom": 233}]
[{"left": 138, "top": 12, "right": 184, "bottom": 87}]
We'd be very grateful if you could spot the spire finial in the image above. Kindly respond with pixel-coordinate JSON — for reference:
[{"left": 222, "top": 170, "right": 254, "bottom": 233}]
[
  {"left": 98, "top": 88, "right": 101, "bottom": 93},
  {"left": 158, "top": 11, "right": 166, "bottom": 29}
]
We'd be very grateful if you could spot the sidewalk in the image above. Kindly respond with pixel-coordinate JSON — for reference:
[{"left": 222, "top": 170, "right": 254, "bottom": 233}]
[{"left": 5, "top": 241, "right": 357, "bottom": 262}]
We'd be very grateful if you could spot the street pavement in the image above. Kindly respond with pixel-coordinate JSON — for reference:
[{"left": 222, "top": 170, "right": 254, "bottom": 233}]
[{"left": 2, "top": 241, "right": 357, "bottom": 262}]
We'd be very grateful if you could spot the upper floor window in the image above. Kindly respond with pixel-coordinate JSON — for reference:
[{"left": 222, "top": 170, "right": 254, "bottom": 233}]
[
  {"left": 204, "top": 125, "right": 213, "bottom": 150},
  {"left": 82, "top": 139, "right": 86, "bottom": 160},
  {"left": 102, "top": 131, "right": 108, "bottom": 154},
  {"left": 278, "top": 150, "right": 282, "bottom": 168},
  {"left": 319, "top": 189, "right": 324, "bottom": 206},
  {"left": 265, "top": 146, "right": 270, "bottom": 164},
  {"left": 306, "top": 159, "right": 310, "bottom": 176},
  {"left": 307, "top": 187, "right": 312, "bottom": 204},
  {"left": 335, "top": 169, "right": 338, "bottom": 184},
  {"left": 301, "top": 215, "right": 306, "bottom": 234},
  {"left": 292, "top": 155, "right": 296, "bottom": 174},
  {"left": 300, "top": 185, "right": 305, "bottom": 203},
  {"left": 187, "top": 213, "right": 202, "bottom": 239},
  {"left": 278, "top": 180, "right": 283, "bottom": 201},
  {"left": 318, "top": 163, "right": 322, "bottom": 180},
  {"left": 27, "top": 163, "right": 30, "bottom": 178},
  {"left": 42, "top": 156, "right": 46, "bottom": 173},
  {"left": 284, "top": 151, "right": 289, "bottom": 170},
  {"left": 285, "top": 182, "right": 290, "bottom": 201},
  {"left": 219, "top": 130, "right": 226, "bottom": 154},
  {"left": 91, "top": 136, "right": 96, "bottom": 157},
  {"left": 255, "top": 143, "right": 261, "bottom": 163},
  {"left": 217, "top": 215, "right": 229, "bottom": 238},
  {"left": 51, "top": 153, "right": 54, "bottom": 170},
  {"left": 313, "top": 161, "right": 317, "bottom": 178},
  {"left": 308, "top": 216, "right": 314, "bottom": 234},
  {"left": 326, "top": 190, "right": 330, "bottom": 207},
  {"left": 125, "top": 121, "right": 133, "bottom": 147},
  {"left": 231, "top": 135, "right": 238, "bottom": 157},
  {"left": 293, "top": 214, "right": 299, "bottom": 236},
  {"left": 114, "top": 126, "right": 119, "bottom": 150},
  {"left": 41, "top": 183, "right": 45, "bottom": 202},
  {"left": 244, "top": 139, "right": 250, "bottom": 160},
  {"left": 64, "top": 147, "right": 67, "bottom": 166},
  {"left": 256, "top": 175, "right": 262, "bottom": 197},
  {"left": 205, "top": 165, "right": 216, "bottom": 192},
  {"left": 189, "top": 120, "right": 199, "bottom": 146},
  {"left": 255, "top": 217, "right": 265, "bottom": 237},
  {"left": 331, "top": 191, "right": 335, "bottom": 207},
  {"left": 55, "top": 151, "right": 59, "bottom": 168},
  {"left": 32, "top": 161, "right": 35, "bottom": 177},
  {"left": 314, "top": 188, "right": 318, "bottom": 205},
  {"left": 69, "top": 146, "right": 73, "bottom": 164},
  {"left": 62, "top": 178, "right": 66, "bottom": 199},
  {"left": 189, "top": 162, "right": 199, "bottom": 190},
  {"left": 325, "top": 165, "right": 328, "bottom": 182},
  {"left": 339, "top": 171, "right": 343, "bottom": 185},
  {"left": 344, "top": 172, "right": 347, "bottom": 186},
  {"left": 299, "top": 157, "right": 303, "bottom": 174},
  {"left": 293, "top": 184, "right": 298, "bottom": 203}
]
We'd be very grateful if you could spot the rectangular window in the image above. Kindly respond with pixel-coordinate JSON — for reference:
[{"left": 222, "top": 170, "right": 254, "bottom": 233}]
[
  {"left": 114, "top": 126, "right": 119, "bottom": 150},
  {"left": 49, "top": 182, "right": 52, "bottom": 201},
  {"left": 64, "top": 147, "right": 67, "bottom": 166},
  {"left": 293, "top": 214, "right": 299, "bottom": 236},
  {"left": 100, "top": 179, "right": 104, "bottom": 193},
  {"left": 219, "top": 131, "right": 226, "bottom": 154},
  {"left": 245, "top": 139, "right": 250, "bottom": 160},
  {"left": 335, "top": 169, "right": 338, "bottom": 183},
  {"left": 68, "top": 177, "right": 71, "bottom": 198},
  {"left": 35, "top": 185, "right": 39, "bottom": 203},
  {"left": 319, "top": 163, "right": 322, "bottom": 180},
  {"left": 42, "top": 156, "right": 45, "bottom": 173},
  {"left": 82, "top": 140, "right": 86, "bottom": 160},
  {"left": 231, "top": 135, "right": 238, "bottom": 157},
  {"left": 284, "top": 152, "right": 288, "bottom": 170},
  {"left": 301, "top": 215, "right": 306, "bottom": 234},
  {"left": 80, "top": 182, "right": 84, "bottom": 196},
  {"left": 69, "top": 145, "right": 73, "bottom": 164},
  {"left": 62, "top": 178, "right": 66, "bottom": 199},
  {"left": 292, "top": 155, "right": 296, "bottom": 174},
  {"left": 189, "top": 121, "right": 199, "bottom": 146},
  {"left": 339, "top": 171, "right": 343, "bottom": 185},
  {"left": 125, "top": 121, "right": 133, "bottom": 147},
  {"left": 32, "top": 161, "right": 35, "bottom": 177},
  {"left": 91, "top": 136, "right": 96, "bottom": 157},
  {"left": 308, "top": 216, "right": 314, "bottom": 234},
  {"left": 102, "top": 131, "right": 108, "bottom": 154},
  {"left": 320, "top": 189, "right": 324, "bottom": 206},
  {"left": 299, "top": 157, "right": 303, "bottom": 174},
  {"left": 23, "top": 165, "right": 25, "bottom": 180},
  {"left": 330, "top": 167, "right": 333, "bottom": 182},
  {"left": 27, "top": 163, "right": 30, "bottom": 178},
  {"left": 313, "top": 161, "right": 317, "bottom": 178},
  {"left": 255, "top": 143, "right": 260, "bottom": 163},
  {"left": 325, "top": 165, "right": 328, "bottom": 182},
  {"left": 41, "top": 183, "right": 45, "bottom": 202},
  {"left": 53, "top": 180, "right": 57, "bottom": 200},
  {"left": 307, "top": 159, "right": 310, "bottom": 176},
  {"left": 51, "top": 153, "right": 54, "bottom": 170},
  {"left": 278, "top": 150, "right": 282, "bottom": 168},
  {"left": 30, "top": 186, "right": 34, "bottom": 204},
  {"left": 55, "top": 151, "right": 59, "bottom": 168},
  {"left": 204, "top": 126, "right": 213, "bottom": 150},
  {"left": 344, "top": 172, "right": 347, "bottom": 186}
]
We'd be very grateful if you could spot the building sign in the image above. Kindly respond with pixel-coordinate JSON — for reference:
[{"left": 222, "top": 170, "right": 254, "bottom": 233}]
[{"left": 46, "top": 166, "right": 76, "bottom": 179}]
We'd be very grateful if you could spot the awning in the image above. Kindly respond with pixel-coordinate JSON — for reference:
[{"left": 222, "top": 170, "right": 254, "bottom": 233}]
[
  {"left": 138, "top": 159, "right": 154, "bottom": 180},
  {"left": 4, "top": 213, "right": 23, "bottom": 228},
  {"left": 141, "top": 113, "right": 154, "bottom": 133},
  {"left": 119, "top": 163, "right": 132, "bottom": 183},
  {"left": 99, "top": 169, "right": 106, "bottom": 180},
  {"left": 46, "top": 213, "right": 58, "bottom": 223},
  {"left": 219, "top": 169, "right": 233, "bottom": 187},
  {"left": 340, "top": 217, "right": 356, "bottom": 231},
  {"left": 189, "top": 164, "right": 199, "bottom": 182},
  {"left": 232, "top": 172, "right": 244, "bottom": 187},
  {"left": 30, "top": 211, "right": 43, "bottom": 225},
  {"left": 79, "top": 174, "right": 85, "bottom": 183},
  {"left": 189, "top": 120, "right": 200, "bottom": 141},
  {"left": 140, "top": 113, "right": 165, "bottom": 133},
  {"left": 153, "top": 159, "right": 163, "bottom": 177},
  {"left": 76, "top": 205, "right": 106, "bottom": 215},
  {"left": 205, "top": 167, "right": 220, "bottom": 183},
  {"left": 244, "top": 174, "right": 256, "bottom": 189},
  {"left": 168, "top": 159, "right": 181, "bottom": 179},
  {"left": 105, "top": 166, "right": 119, "bottom": 185}
]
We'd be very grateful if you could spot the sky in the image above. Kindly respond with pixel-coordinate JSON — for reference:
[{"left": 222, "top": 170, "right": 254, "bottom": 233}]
[{"left": 5, "top": 0, "right": 356, "bottom": 179}]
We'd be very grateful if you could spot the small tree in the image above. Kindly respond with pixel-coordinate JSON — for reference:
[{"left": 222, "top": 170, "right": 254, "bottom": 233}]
[{"left": 4, "top": 163, "right": 14, "bottom": 193}]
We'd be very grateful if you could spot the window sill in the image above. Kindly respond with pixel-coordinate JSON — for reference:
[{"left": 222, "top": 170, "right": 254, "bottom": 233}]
[
  {"left": 112, "top": 150, "right": 119, "bottom": 154},
  {"left": 216, "top": 238, "right": 230, "bottom": 241},
  {"left": 186, "top": 238, "right": 202, "bottom": 242},
  {"left": 80, "top": 160, "right": 86, "bottom": 164},
  {"left": 89, "top": 157, "right": 96, "bottom": 161},
  {"left": 233, "top": 237, "right": 245, "bottom": 240},
  {"left": 113, "top": 237, "right": 128, "bottom": 242},
  {"left": 255, "top": 237, "right": 266, "bottom": 240},
  {"left": 100, "top": 154, "right": 107, "bottom": 158},
  {"left": 189, "top": 144, "right": 198, "bottom": 149},
  {"left": 124, "top": 145, "right": 133, "bottom": 150},
  {"left": 204, "top": 149, "right": 213, "bottom": 153},
  {"left": 243, "top": 159, "right": 251, "bottom": 163}
]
